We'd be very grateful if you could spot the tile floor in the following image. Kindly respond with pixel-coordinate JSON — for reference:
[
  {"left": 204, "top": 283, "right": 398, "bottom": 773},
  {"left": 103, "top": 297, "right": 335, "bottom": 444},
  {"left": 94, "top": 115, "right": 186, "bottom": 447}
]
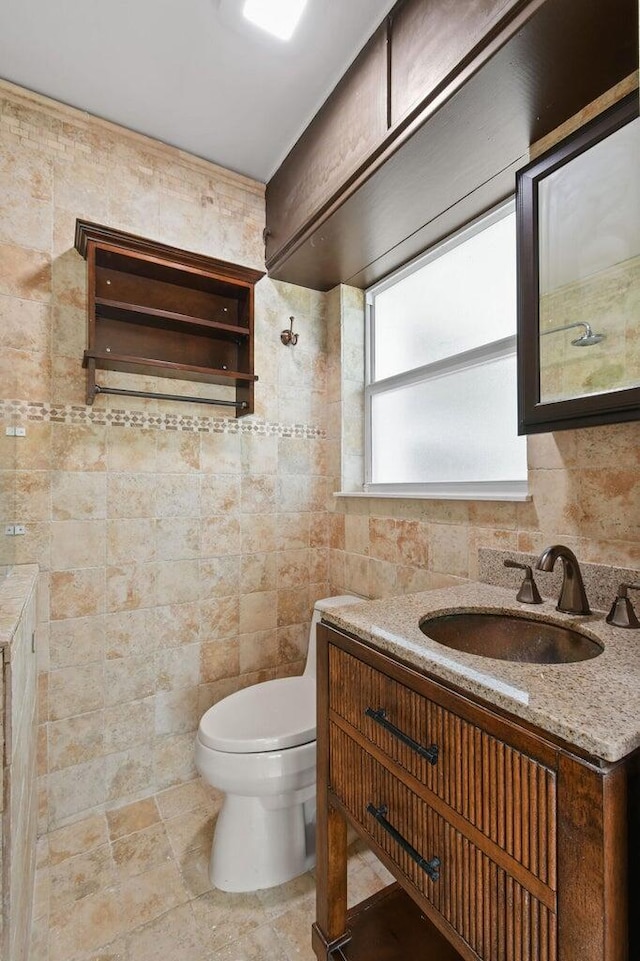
[{"left": 30, "top": 779, "right": 393, "bottom": 961}]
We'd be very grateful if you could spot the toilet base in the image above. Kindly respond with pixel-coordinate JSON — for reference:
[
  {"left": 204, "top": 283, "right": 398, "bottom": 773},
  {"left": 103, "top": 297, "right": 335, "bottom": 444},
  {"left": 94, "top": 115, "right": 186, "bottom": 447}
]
[{"left": 210, "top": 788, "right": 315, "bottom": 892}]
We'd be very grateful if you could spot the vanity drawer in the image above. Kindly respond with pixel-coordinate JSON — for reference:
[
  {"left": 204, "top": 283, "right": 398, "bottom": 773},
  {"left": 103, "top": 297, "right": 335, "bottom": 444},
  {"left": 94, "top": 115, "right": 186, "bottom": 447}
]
[
  {"left": 330, "top": 722, "right": 557, "bottom": 961},
  {"left": 328, "top": 644, "right": 557, "bottom": 888}
]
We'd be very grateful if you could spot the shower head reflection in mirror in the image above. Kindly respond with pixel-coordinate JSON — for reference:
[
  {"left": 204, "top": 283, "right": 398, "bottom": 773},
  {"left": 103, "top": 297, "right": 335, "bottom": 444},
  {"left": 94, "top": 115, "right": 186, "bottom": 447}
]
[{"left": 541, "top": 321, "right": 606, "bottom": 347}]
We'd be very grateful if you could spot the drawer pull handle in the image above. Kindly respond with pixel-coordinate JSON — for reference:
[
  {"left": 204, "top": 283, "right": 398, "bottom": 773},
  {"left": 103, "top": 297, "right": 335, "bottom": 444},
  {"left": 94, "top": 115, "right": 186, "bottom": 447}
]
[
  {"left": 367, "top": 803, "right": 441, "bottom": 881},
  {"left": 364, "top": 707, "right": 439, "bottom": 765}
]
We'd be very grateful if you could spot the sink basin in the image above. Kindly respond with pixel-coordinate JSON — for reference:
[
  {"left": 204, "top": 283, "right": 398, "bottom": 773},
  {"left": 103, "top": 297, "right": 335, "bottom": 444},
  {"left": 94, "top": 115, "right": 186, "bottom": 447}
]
[{"left": 419, "top": 611, "right": 603, "bottom": 664}]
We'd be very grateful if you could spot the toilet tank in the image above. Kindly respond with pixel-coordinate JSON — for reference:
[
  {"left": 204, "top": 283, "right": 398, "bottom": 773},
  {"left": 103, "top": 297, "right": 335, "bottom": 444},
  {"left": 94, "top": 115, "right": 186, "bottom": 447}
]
[{"left": 304, "top": 595, "right": 363, "bottom": 678}]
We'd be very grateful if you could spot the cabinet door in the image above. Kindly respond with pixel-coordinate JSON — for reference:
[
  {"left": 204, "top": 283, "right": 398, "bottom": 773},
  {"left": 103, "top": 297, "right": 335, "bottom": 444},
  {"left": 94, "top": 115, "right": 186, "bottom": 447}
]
[{"left": 265, "top": 24, "right": 387, "bottom": 265}]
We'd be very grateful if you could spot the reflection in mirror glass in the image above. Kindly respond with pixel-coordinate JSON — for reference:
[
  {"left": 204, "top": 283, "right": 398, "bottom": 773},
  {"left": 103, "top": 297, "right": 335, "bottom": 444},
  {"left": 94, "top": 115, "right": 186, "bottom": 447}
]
[{"left": 537, "top": 117, "right": 640, "bottom": 404}]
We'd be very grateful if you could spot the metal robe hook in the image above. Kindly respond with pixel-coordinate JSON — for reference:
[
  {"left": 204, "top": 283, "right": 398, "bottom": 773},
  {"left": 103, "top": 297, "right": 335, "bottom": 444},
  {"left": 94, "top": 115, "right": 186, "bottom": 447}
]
[{"left": 280, "top": 316, "right": 299, "bottom": 346}]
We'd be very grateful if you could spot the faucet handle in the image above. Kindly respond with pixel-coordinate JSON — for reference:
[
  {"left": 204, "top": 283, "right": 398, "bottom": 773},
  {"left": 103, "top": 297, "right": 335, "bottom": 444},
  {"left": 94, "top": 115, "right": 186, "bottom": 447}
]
[
  {"left": 606, "top": 583, "right": 640, "bottom": 629},
  {"left": 503, "top": 560, "right": 543, "bottom": 605}
]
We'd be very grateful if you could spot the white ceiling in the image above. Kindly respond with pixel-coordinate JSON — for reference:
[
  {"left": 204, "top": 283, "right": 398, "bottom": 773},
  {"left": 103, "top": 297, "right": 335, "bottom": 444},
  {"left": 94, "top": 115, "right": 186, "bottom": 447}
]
[{"left": 0, "top": 0, "right": 396, "bottom": 182}]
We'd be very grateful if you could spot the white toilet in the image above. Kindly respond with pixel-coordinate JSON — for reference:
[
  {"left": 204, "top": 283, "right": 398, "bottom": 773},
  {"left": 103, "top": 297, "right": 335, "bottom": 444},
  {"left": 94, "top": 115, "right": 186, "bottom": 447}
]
[{"left": 195, "top": 595, "right": 362, "bottom": 893}]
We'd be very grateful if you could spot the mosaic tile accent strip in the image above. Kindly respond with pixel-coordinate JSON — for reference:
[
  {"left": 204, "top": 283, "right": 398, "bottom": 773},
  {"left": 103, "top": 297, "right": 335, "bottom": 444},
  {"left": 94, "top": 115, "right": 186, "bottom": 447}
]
[{"left": 0, "top": 399, "right": 325, "bottom": 439}]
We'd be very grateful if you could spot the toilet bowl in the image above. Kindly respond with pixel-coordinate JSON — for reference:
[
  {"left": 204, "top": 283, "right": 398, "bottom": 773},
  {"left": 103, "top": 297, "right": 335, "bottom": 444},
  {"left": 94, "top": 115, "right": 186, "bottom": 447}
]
[{"left": 195, "top": 595, "right": 362, "bottom": 892}]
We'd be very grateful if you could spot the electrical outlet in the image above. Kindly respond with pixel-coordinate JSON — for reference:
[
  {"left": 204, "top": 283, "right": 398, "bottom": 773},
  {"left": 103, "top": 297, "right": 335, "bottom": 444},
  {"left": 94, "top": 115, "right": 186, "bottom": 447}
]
[{"left": 5, "top": 525, "right": 26, "bottom": 536}]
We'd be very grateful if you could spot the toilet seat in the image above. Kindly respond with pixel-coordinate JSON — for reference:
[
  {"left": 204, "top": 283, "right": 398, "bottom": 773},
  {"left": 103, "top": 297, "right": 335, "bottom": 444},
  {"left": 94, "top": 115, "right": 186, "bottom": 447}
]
[{"left": 198, "top": 675, "right": 316, "bottom": 754}]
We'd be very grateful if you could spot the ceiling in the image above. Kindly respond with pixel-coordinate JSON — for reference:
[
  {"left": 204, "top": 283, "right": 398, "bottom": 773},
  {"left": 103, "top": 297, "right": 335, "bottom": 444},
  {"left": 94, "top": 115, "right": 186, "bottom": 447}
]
[{"left": 0, "top": 0, "right": 396, "bottom": 182}]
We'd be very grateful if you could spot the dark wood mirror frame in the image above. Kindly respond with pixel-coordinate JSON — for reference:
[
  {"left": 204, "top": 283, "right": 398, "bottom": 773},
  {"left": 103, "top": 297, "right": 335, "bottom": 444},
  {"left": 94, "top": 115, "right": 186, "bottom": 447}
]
[{"left": 516, "top": 92, "right": 640, "bottom": 435}]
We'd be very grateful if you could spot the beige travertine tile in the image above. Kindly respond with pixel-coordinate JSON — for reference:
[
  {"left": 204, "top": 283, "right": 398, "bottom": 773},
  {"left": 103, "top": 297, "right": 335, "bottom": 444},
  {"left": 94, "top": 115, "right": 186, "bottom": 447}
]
[
  {"left": 190, "top": 887, "right": 264, "bottom": 951},
  {"left": 200, "top": 474, "right": 240, "bottom": 516},
  {"left": 429, "top": 523, "right": 470, "bottom": 578},
  {"left": 105, "top": 745, "right": 154, "bottom": 802},
  {"left": 103, "top": 699, "right": 155, "bottom": 753},
  {"left": 0, "top": 242, "right": 51, "bottom": 300},
  {"left": 50, "top": 569, "right": 105, "bottom": 620},
  {"left": 164, "top": 804, "right": 216, "bottom": 861},
  {"left": 155, "top": 475, "right": 201, "bottom": 518},
  {"left": 47, "top": 758, "right": 107, "bottom": 827},
  {"left": 239, "top": 590, "right": 277, "bottom": 634},
  {"left": 155, "top": 517, "right": 200, "bottom": 561},
  {"left": 241, "top": 474, "right": 276, "bottom": 514},
  {"left": 107, "top": 519, "right": 157, "bottom": 566},
  {"left": 48, "top": 614, "right": 104, "bottom": 668},
  {"left": 277, "top": 549, "right": 310, "bottom": 589},
  {"left": 52, "top": 424, "right": 107, "bottom": 471},
  {"left": 124, "top": 902, "right": 208, "bottom": 961},
  {"left": 239, "top": 629, "right": 278, "bottom": 673},
  {"left": 48, "top": 711, "right": 104, "bottom": 771},
  {"left": 106, "top": 798, "right": 160, "bottom": 840},
  {"left": 48, "top": 887, "right": 126, "bottom": 961},
  {"left": 49, "top": 844, "right": 116, "bottom": 910},
  {"left": 276, "top": 586, "right": 310, "bottom": 628},
  {"left": 106, "top": 429, "right": 158, "bottom": 473},
  {"left": 155, "top": 431, "right": 201, "bottom": 473},
  {"left": 107, "top": 474, "right": 156, "bottom": 518},
  {"left": 104, "top": 655, "right": 157, "bottom": 706},
  {"left": 51, "top": 520, "right": 106, "bottom": 571},
  {"left": 200, "top": 514, "right": 241, "bottom": 557},
  {"left": 112, "top": 822, "right": 173, "bottom": 880},
  {"left": 199, "top": 595, "right": 239, "bottom": 641},
  {"left": 240, "top": 552, "right": 277, "bottom": 592},
  {"left": 152, "top": 602, "right": 200, "bottom": 649},
  {"left": 52, "top": 471, "right": 107, "bottom": 520},
  {"left": 368, "top": 558, "right": 397, "bottom": 599},
  {"left": 241, "top": 513, "right": 277, "bottom": 554},
  {"left": 48, "top": 813, "right": 109, "bottom": 865},
  {"left": 154, "top": 688, "right": 200, "bottom": 736},
  {"left": 199, "top": 555, "right": 240, "bottom": 598},
  {"left": 155, "top": 779, "right": 215, "bottom": 821},
  {"left": 277, "top": 624, "right": 308, "bottom": 665},
  {"left": 152, "top": 732, "right": 197, "bottom": 790},
  {"left": 155, "top": 645, "right": 201, "bottom": 692},
  {"left": 106, "top": 563, "right": 157, "bottom": 613},
  {"left": 200, "top": 432, "right": 241, "bottom": 474},
  {"left": 200, "top": 635, "right": 239, "bottom": 683},
  {"left": 48, "top": 662, "right": 105, "bottom": 720}
]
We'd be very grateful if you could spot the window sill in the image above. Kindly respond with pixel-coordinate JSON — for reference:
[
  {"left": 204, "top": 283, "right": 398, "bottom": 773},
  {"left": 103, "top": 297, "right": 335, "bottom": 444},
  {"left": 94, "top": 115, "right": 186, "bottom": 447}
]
[{"left": 334, "top": 482, "right": 531, "bottom": 503}]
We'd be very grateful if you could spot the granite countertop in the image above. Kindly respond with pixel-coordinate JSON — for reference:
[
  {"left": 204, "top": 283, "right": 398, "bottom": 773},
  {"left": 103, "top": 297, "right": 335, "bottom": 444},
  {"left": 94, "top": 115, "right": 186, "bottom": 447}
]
[{"left": 321, "top": 583, "right": 640, "bottom": 764}]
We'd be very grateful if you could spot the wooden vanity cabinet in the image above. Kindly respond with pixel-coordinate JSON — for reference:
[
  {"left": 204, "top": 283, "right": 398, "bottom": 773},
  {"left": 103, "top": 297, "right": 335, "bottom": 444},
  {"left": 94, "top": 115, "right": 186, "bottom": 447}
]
[{"left": 314, "top": 624, "right": 632, "bottom": 961}]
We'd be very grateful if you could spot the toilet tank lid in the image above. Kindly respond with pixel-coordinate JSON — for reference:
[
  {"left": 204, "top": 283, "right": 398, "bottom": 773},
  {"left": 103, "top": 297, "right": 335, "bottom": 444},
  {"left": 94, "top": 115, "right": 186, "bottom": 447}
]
[
  {"left": 313, "top": 595, "right": 364, "bottom": 613},
  {"left": 198, "top": 676, "right": 316, "bottom": 753}
]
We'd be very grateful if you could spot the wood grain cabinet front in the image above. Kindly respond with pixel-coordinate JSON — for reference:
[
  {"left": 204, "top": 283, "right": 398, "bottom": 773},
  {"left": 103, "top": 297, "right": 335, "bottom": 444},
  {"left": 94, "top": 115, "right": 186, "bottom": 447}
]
[{"left": 315, "top": 625, "right": 632, "bottom": 961}]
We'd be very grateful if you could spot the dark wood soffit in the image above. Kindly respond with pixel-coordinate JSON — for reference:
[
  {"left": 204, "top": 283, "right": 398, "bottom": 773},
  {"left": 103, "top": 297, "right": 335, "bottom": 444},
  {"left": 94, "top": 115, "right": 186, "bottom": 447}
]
[
  {"left": 266, "top": 0, "right": 638, "bottom": 292},
  {"left": 74, "top": 221, "right": 265, "bottom": 286}
]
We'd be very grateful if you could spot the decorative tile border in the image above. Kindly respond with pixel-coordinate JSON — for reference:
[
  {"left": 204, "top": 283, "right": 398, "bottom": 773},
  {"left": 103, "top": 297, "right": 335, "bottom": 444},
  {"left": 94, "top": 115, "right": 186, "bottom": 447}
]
[{"left": 0, "top": 399, "right": 325, "bottom": 439}]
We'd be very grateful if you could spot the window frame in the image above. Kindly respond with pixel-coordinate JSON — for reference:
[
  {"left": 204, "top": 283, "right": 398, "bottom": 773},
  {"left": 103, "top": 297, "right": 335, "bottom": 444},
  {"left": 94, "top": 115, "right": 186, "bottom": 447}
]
[{"left": 363, "top": 200, "right": 529, "bottom": 502}]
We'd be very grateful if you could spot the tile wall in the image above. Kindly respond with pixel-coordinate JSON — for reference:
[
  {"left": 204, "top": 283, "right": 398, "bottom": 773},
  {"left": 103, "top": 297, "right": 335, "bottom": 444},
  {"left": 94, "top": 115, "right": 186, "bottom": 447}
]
[
  {"left": 323, "top": 78, "right": 640, "bottom": 603},
  {"left": 0, "top": 80, "right": 332, "bottom": 835}
]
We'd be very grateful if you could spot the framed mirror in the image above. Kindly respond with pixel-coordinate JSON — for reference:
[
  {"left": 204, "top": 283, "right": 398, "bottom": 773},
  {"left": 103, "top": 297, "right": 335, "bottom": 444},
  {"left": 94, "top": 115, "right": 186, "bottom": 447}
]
[{"left": 516, "top": 93, "right": 640, "bottom": 434}]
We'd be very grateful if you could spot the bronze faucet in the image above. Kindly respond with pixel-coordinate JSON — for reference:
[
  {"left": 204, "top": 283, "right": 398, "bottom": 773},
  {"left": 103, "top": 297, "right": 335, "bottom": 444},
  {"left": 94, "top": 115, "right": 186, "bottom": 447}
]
[{"left": 536, "top": 545, "right": 591, "bottom": 615}]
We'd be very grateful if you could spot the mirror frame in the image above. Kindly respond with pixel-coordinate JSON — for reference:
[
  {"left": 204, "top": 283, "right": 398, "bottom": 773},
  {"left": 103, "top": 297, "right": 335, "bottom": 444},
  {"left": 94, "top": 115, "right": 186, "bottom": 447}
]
[{"left": 516, "top": 92, "right": 640, "bottom": 434}]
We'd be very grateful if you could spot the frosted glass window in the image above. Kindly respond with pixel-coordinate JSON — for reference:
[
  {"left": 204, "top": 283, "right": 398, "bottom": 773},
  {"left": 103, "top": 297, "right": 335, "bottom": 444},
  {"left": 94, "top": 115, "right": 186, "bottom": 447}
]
[
  {"left": 370, "top": 355, "right": 526, "bottom": 484},
  {"left": 365, "top": 202, "right": 527, "bottom": 498},
  {"left": 373, "top": 212, "right": 516, "bottom": 381}
]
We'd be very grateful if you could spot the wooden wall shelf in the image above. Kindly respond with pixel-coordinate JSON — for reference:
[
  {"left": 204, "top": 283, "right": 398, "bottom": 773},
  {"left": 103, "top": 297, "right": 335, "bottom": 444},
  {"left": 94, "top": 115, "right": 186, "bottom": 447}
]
[{"left": 75, "top": 221, "right": 264, "bottom": 414}]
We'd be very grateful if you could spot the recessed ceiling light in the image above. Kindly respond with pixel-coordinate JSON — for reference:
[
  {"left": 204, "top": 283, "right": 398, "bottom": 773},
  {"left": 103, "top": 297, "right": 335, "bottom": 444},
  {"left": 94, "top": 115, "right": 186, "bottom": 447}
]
[{"left": 242, "top": 0, "right": 308, "bottom": 41}]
